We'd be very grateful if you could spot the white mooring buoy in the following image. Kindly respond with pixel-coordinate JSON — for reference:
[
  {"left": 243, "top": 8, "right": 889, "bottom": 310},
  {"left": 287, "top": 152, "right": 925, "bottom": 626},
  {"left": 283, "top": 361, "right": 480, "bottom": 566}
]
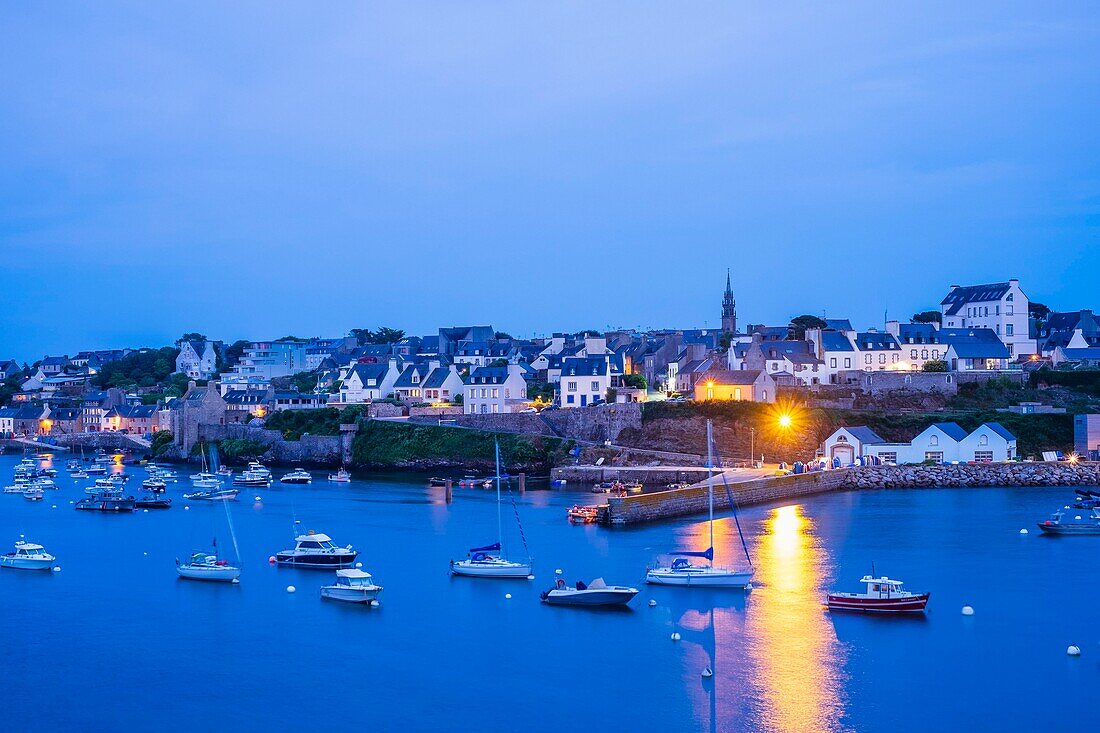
[
  {"left": 555, "top": 568, "right": 563, "bottom": 575},
  {"left": 1019, "top": 528, "right": 1028, "bottom": 534},
  {"left": 286, "top": 585, "right": 296, "bottom": 593},
  {"left": 961, "top": 605, "right": 975, "bottom": 616},
  {"left": 527, "top": 574, "right": 535, "bottom": 580},
  {"left": 232, "top": 578, "right": 240, "bottom": 584},
  {"left": 52, "top": 566, "right": 61, "bottom": 573},
  {"left": 184, "top": 506, "right": 190, "bottom": 511},
  {"left": 370, "top": 600, "right": 380, "bottom": 608},
  {"left": 1067, "top": 645, "right": 1081, "bottom": 656},
  {"left": 648, "top": 599, "right": 657, "bottom": 607},
  {"left": 701, "top": 667, "right": 713, "bottom": 678},
  {"left": 505, "top": 593, "right": 512, "bottom": 599},
  {"left": 254, "top": 496, "right": 262, "bottom": 502},
  {"left": 671, "top": 632, "right": 682, "bottom": 642},
  {"left": 355, "top": 562, "right": 363, "bottom": 568}
]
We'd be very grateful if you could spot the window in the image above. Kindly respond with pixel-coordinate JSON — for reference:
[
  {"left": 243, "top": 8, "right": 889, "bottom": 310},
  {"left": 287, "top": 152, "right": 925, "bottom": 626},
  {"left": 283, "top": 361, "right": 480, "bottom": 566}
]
[
  {"left": 1006, "top": 324, "right": 1014, "bottom": 336},
  {"left": 996, "top": 324, "right": 1001, "bottom": 335},
  {"left": 491, "top": 388, "right": 499, "bottom": 398},
  {"left": 566, "top": 395, "right": 574, "bottom": 404},
  {"left": 892, "top": 354, "right": 899, "bottom": 362},
  {"left": 567, "top": 381, "right": 577, "bottom": 392},
  {"left": 930, "top": 435, "right": 939, "bottom": 446},
  {"left": 734, "top": 387, "right": 742, "bottom": 400},
  {"left": 1007, "top": 293, "right": 1013, "bottom": 301},
  {"left": 591, "top": 381, "right": 599, "bottom": 392},
  {"left": 879, "top": 354, "right": 886, "bottom": 364},
  {"left": 830, "top": 358, "right": 837, "bottom": 368},
  {"left": 932, "top": 350, "right": 939, "bottom": 359},
  {"left": 910, "top": 349, "right": 917, "bottom": 359},
  {"left": 879, "top": 452, "right": 897, "bottom": 464},
  {"left": 925, "top": 451, "right": 943, "bottom": 463},
  {"left": 844, "top": 358, "right": 851, "bottom": 368},
  {"left": 864, "top": 354, "right": 872, "bottom": 365},
  {"left": 974, "top": 450, "right": 993, "bottom": 462},
  {"left": 1006, "top": 305, "right": 1013, "bottom": 315}
]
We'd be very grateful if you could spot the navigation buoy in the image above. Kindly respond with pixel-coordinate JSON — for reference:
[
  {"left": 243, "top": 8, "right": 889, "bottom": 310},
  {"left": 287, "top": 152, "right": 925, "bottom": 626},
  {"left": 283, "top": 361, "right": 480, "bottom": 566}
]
[
  {"left": 962, "top": 605, "right": 975, "bottom": 616},
  {"left": 254, "top": 496, "right": 261, "bottom": 502},
  {"left": 143, "top": 552, "right": 148, "bottom": 556},
  {"left": 555, "top": 568, "right": 563, "bottom": 575},
  {"left": 1067, "top": 645, "right": 1081, "bottom": 656},
  {"left": 51, "top": 505, "right": 57, "bottom": 509},
  {"left": 671, "top": 632, "right": 682, "bottom": 642},
  {"left": 143, "top": 509, "right": 149, "bottom": 513},
  {"left": 505, "top": 593, "right": 512, "bottom": 599},
  {"left": 268, "top": 556, "right": 276, "bottom": 564},
  {"left": 648, "top": 599, "right": 657, "bottom": 607},
  {"left": 701, "top": 667, "right": 713, "bottom": 678},
  {"left": 286, "top": 585, "right": 296, "bottom": 593},
  {"left": 1019, "top": 528, "right": 1028, "bottom": 534},
  {"left": 1075, "top": 515, "right": 1082, "bottom": 520}
]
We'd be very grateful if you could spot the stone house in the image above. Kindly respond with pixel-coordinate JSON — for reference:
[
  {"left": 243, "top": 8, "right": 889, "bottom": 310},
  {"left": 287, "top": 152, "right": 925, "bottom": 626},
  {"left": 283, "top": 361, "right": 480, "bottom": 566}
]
[{"left": 170, "top": 382, "right": 228, "bottom": 452}]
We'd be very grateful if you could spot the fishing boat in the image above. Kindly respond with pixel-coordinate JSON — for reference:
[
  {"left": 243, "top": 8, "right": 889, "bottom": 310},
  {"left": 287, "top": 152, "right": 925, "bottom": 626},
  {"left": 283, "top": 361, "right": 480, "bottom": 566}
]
[
  {"left": 645, "top": 420, "right": 755, "bottom": 589},
  {"left": 827, "top": 573, "right": 930, "bottom": 613},
  {"left": 0, "top": 540, "right": 56, "bottom": 571},
  {"left": 75, "top": 490, "right": 136, "bottom": 512},
  {"left": 320, "top": 569, "right": 383, "bottom": 603},
  {"left": 279, "top": 469, "right": 312, "bottom": 485},
  {"left": 245, "top": 461, "right": 272, "bottom": 480},
  {"left": 176, "top": 499, "right": 242, "bottom": 581},
  {"left": 23, "top": 487, "right": 45, "bottom": 502},
  {"left": 328, "top": 468, "right": 352, "bottom": 483},
  {"left": 135, "top": 494, "right": 172, "bottom": 509},
  {"left": 275, "top": 530, "right": 358, "bottom": 568},
  {"left": 451, "top": 441, "right": 532, "bottom": 579},
  {"left": 567, "top": 505, "right": 601, "bottom": 524},
  {"left": 540, "top": 577, "right": 638, "bottom": 607},
  {"left": 1037, "top": 506, "right": 1100, "bottom": 535},
  {"left": 183, "top": 487, "right": 240, "bottom": 501},
  {"left": 232, "top": 470, "right": 271, "bottom": 488}
]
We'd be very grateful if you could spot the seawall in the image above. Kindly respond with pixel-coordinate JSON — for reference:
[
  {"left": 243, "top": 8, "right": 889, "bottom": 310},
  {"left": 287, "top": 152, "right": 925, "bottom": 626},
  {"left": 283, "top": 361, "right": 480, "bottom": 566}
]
[{"left": 605, "top": 462, "right": 1100, "bottom": 525}]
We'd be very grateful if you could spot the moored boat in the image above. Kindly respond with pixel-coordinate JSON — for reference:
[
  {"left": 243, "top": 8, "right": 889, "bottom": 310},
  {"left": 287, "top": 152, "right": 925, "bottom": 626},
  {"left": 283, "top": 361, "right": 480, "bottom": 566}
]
[
  {"left": 1037, "top": 506, "right": 1100, "bottom": 535},
  {"left": 567, "top": 505, "right": 601, "bottom": 524},
  {"left": 183, "top": 487, "right": 240, "bottom": 501},
  {"left": 135, "top": 494, "right": 172, "bottom": 509},
  {"left": 279, "top": 469, "right": 312, "bottom": 485},
  {"left": 328, "top": 468, "right": 352, "bottom": 483},
  {"left": 75, "top": 491, "right": 136, "bottom": 512},
  {"left": 23, "top": 487, "right": 45, "bottom": 502},
  {"left": 176, "top": 551, "right": 240, "bottom": 582},
  {"left": 320, "top": 569, "right": 383, "bottom": 603},
  {"left": 428, "top": 477, "right": 447, "bottom": 487},
  {"left": 0, "top": 540, "right": 56, "bottom": 571},
  {"left": 275, "top": 530, "right": 358, "bottom": 569},
  {"left": 826, "top": 574, "right": 930, "bottom": 613},
  {"left": 451, "top": 543, "right": 532, "bottom": 578},
  {"left": 540, "top": 577, "right": 638, "bottom": 607},
  {"left": 142, "top": 477, "right": 167, "bottom": 492},
  {"left": 232, "top": 470, "right": 271, "bottom": 488}
]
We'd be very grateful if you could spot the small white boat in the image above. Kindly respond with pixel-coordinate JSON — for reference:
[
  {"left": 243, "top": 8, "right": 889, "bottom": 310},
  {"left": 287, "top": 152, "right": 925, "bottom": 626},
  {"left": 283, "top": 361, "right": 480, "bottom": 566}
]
[
  {"left": 246, "top": 461, "right": 272, "bottom": 480},
  {"left": 183, "top": 487, "right": 240, "bottom": 501},
  {"left": 142, "top": 477, "right": 167, "bottom": 491},
  {"left": 190, "top": 472, "right": 219, "bottom": 483},
  {"left": 279, "top": 469, "right": 312, "bottom": 485},
  {"left": 86, "top": 465, "right": 107, "bottom": 475},
  {"left": 176, "top": 551, "right": 241, "bottom": 582},
  {"left": 451, "top": 545, "right": 532, "bottom": 578},
  {"left": 216, "top": 466, "right": 233, "bottom": 477},
  {"left": 70, "top": 470, "right": 89, "bottom": 479},
  {"left": 328, "top": 468, "right": 352, "bottom": 483},
  {"left": 232, "top": 470, "right": 270, "bottom": 487},
  {"left": 31, "top": 477, "right": 57, "bottom": 490},
  {"left": 540, "top": 577, "right": 638, "bottom": 607},
  {"left": 23, "top": 487, "right": 45, "bottom": 501},
  {"left": 0, "top": 540, "right": 56, "bottom": 571},
  {"left": 320, "top": 569, "right": 383, "bottom": 603}
]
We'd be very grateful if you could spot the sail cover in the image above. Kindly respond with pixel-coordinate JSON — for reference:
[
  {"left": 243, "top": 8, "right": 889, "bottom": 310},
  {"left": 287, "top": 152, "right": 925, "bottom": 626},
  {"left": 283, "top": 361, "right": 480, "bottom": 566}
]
[
  {"left": 469, "top": 542, "right": 501, "bottom": 553},
  {"left": 672, "top": 547, "right": 714, "bottom": 560}
]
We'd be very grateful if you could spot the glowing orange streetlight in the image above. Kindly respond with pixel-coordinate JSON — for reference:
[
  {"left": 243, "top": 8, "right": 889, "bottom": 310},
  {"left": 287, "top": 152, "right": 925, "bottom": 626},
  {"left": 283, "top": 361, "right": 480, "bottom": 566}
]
[
  {"left": 778, "top": 414, "right": 792, "bottom": 429},
  {"left": 39, "top": 418, "right": 53, "bottom": 434}
]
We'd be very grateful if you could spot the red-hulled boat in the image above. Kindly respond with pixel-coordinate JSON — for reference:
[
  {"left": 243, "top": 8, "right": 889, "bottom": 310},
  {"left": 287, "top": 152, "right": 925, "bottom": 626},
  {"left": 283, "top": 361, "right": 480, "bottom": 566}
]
[
  {"left": 567, "top": 505, "right": 600, "bottom": 524},
  {"left": 827, "top": 574, "right": 930, "bottom": 613}
]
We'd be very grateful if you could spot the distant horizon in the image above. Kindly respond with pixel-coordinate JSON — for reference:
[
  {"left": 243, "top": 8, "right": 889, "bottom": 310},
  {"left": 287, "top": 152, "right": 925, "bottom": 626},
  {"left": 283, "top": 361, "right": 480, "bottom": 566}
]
[{"left": 2, "top": 4, "right": 1097, "bottom": 363}]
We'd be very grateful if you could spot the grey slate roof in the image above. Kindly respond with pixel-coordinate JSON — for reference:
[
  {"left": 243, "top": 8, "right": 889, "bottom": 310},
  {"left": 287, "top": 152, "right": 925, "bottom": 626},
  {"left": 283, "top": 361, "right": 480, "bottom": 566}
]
[
  {"left": 855, "top": 332, "right": 901, "bottom": 351},
  {"left": 821, "top": 331, "right": 855, "bottom": 352},
  {"left": 941, "top": 282, "right": 1011, "bottom": 315}
]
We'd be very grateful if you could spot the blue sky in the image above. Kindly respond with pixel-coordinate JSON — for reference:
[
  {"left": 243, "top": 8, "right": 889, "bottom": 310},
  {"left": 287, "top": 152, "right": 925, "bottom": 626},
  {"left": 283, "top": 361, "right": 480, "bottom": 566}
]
[{"left": 1, "top": 2, "right": 1097, "bottom": 362}]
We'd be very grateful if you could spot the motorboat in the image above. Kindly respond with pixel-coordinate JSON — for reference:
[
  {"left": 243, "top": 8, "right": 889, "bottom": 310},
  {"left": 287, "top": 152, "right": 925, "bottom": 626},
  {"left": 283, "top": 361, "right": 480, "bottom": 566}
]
[
  {"left": 183, "top": 487, "right": 240, "bottom": 501},
  {"left": 86, "top": 464, "right": 107, "bottom": 475},
  {"left": 451, "top": 544, "right": 533, "bottom": 578},
  {"left": 328, "top": 468, "right": 352, "bottom": 483},
  {"left": 135, "top": 494, "right": 172, "bottom": 509},
  {"left": 0, "top": 540, "right": 56, "bottom": 571},
  {"left": 75, "top": 491, "right": 136, "bottom": 512},
  {"left": 70, "top": 470, "right": 89, "bottom": 479},
  {"left": 451, "top": 441, "right": 533, "bottom": 579},
  {"left": 275, "top": 530, "right": 358, "bottom": 568},
  {"left": 827, "top": 574, "right": 930, "bottom": 613},
  {"left": 23, "top": 487, "right": 45, "bottom": 502},
  {"left": 567, "top": 505, "right": 601, "bottom": 524},
  {"left": 540, "top": 577, "right": 638, "bottom": 607},
  {"left": 320, "top": 569, "right": 383, "bottom": 603},
  {"left": 645, "top": 421, "right": 755, "bottom": 589},
  {"left": 245, "top": 461, "right": 272, "bottom": 480},
  {"left": 279, "top": 469, "right": 312, "bottom": 485},
  {"left": 4, "top": 477, "right": 30, "bottom": 493},
  {"left": 1037, "top": 506, "right": 1100, "bottom": 535},
  {"left": 190, "top": 471, "right": 219, "bottom": 483},
  {"left": 216, "top": 466, "right": 233, "bottom": 477},
  {"left": 176, "top": 551, "right": 241, "bottom": 582},
  {"left": 591, "top": 481, "right": 642, "bottom": 495},
  {"left": 31, "top": 477, "right": 57, "bottom": 490},
  {"left": 232, "top": 470, "right": 271, "bottom": 488},
  {"left": 428, "top": 477, "right": 447, "bottom": 487},
  {"left": 458, "top": 476, "right": 493, "bottom": 489},
  {"left": 66, "top": 459, "right": 82, "bottom": 471},
  {"left": 142, "top": 477, "right": 168, "bottom": 492}
]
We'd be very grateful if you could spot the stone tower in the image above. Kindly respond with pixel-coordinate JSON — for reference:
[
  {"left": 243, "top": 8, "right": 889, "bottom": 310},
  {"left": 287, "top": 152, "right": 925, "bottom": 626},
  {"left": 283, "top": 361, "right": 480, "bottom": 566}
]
[{"left": 721, "top": 270, "right": 737, "bottom": 333}]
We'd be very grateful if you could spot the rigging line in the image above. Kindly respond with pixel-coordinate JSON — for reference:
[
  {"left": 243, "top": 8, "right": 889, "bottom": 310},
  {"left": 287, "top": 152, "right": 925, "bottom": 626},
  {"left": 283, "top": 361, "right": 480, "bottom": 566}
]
[
  {"left": 223, "top": 496, "right": 241, "bottom": 564},
  {"left": 506, "top": 483, "right": 530, "bottom": 558},
  {"left": 712, "top": 435, "right": 754, "bottom": 569}
]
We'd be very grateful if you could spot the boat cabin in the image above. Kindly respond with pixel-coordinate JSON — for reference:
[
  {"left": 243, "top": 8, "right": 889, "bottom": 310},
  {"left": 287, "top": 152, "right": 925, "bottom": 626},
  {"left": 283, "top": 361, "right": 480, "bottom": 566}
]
[
  {"left": 859, "top": 575, "right": 906, "bottom": 596},
  {"left": 294, "top": 532, "right": 340, "bottom": 551},
  {"left": 334, "top": 569, "right": 376, "bottom": 587}
]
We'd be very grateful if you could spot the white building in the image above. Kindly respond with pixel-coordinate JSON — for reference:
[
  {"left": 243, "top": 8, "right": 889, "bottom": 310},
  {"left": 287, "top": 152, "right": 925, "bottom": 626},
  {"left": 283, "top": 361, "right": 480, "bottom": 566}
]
[
  {"left": 558, "top": 356, "right": 611, "bottom": 408},
  {"left": 826, "top": 421, "right": 1018, "bottom": 465},
  {"left": 940, "top": 279, "right": 1035, "bottom": 358},
  {"left": 222, "top": 339, "right": 310, "bottom": 391},
  {"left": 822, "top": 426, "right": 888, "bottom": 465},
  {"left": 175, "top": 340, "right": 220, "bottom": 380},
  {"left": 337, "top": 361, "right": 401, "bottom": 404},
  {"left": 464, "top": 364, "right": 529, "bottom": 414},
  {"left": 958, "top": 423, "right": 1017, "bottom": 462}
]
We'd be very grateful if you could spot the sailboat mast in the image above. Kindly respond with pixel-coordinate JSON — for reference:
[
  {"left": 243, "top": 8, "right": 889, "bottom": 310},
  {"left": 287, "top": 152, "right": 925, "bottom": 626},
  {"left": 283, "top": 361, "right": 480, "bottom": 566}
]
[
  {"left": 706, "top": 419, "right": 714, "bottom": 563},
  {"left": 495, "top": 440, "right": 503, "bottom": 554}
]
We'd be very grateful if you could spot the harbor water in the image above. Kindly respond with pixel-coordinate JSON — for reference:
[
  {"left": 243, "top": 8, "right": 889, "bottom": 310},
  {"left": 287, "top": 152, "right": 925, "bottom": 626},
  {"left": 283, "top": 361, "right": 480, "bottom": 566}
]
[{"left": 2, "top": 453, "right": 1098, "bottom": 732}]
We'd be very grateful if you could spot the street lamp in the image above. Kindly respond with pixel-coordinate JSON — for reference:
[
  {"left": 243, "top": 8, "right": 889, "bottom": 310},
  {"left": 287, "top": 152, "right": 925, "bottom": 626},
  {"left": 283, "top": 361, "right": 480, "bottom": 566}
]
[
  {"left": 778, "top": 414, "right": 792, "bottom": 429},
  {"left": 750, "top": 426, "right": 755, "bottom": 467}
]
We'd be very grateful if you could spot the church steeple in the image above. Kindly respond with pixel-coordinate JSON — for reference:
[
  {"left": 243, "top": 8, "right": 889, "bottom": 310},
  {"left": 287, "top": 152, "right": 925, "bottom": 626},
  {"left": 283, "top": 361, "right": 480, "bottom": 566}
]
[{"left": 721, "top": 270, "right": 737, "bottom": 334}]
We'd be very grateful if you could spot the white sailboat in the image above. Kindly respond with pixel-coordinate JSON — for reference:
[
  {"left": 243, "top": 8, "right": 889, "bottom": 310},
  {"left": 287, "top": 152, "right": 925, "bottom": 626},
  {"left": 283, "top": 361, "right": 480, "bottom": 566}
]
[
  {"left": 450, "top": 441, "right": 532, "bottom": 579},
  {"left": 646, "top": 420, "right": 754, "bottom": 588},
  {"left": 176, "top": 497, "right": 242, "bottom": 582}
]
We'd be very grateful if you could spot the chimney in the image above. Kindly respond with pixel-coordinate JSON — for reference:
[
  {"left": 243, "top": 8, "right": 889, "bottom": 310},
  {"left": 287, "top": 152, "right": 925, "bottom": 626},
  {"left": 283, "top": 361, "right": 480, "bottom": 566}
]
[{"left": 885, "top": 320, "right": 900, "bottom": 337}]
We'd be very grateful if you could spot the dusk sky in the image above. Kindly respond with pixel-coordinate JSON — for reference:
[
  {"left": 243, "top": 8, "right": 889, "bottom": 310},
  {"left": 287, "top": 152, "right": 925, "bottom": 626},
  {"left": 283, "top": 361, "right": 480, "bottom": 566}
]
[{"left": 2, "top": 2, "right": 1097, "bottom": 362}]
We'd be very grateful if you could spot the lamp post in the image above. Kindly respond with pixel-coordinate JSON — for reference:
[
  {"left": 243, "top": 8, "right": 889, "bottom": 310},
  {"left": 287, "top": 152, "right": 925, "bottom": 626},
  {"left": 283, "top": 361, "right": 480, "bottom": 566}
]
[{"left": 749, "top": 427, "right": 755, "bottom": 467}]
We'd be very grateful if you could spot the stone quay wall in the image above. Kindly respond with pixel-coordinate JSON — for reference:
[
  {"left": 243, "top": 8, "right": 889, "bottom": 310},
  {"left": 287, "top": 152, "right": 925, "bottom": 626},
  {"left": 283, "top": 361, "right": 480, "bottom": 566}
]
[
  {"left": 604, "top": 462, "right": 1100, "bottom": 525},
  {"left": 51, "top": 432, "right": 150, "bottom": 452},
  {"left": 408, "top": 403, "right": 643, "bottom": 444},
  {"left": 179, "top": 423, "right": 342, "bottom": 466},
  {"left": 552, "top": 465, "right": 721, "bottom": 486}
]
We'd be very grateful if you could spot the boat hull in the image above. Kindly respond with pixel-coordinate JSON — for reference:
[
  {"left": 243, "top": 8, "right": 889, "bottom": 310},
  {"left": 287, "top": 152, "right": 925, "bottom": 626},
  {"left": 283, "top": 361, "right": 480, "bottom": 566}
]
[
  {"left": 645, "top": 568, "right": 754, "bottom": 588},
  {"left": 826, "top": 592, "right": 930, "bottom": 613},
  {"left": 75, "top": 498, "right": 135, "bottom": 512},
  {"left": 1037, "top": 522, "right": 1100, "bottom": 535},
  {"left": 450, "top": 560, "right": 532, "bottom": 578},
  {"left": 541, "top": 589, "right": 638, "bottom": 607},
  {"left": 275, "top": 552, "right": 358, "bottom": 569},
  {"left": 0, "top": 556, "right": 55, "bottom": 571},
  {"left": 176, "top": 565, "right": 241, "bottom": 582},
  {"left": 320, "top": 586, "right": 382, "bottom": 603}
]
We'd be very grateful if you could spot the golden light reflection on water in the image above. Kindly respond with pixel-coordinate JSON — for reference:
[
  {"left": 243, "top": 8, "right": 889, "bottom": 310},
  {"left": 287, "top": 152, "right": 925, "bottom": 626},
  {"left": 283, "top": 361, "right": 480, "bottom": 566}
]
[{"left": 743, "top": 504, "right": 847, "bottom": 733}]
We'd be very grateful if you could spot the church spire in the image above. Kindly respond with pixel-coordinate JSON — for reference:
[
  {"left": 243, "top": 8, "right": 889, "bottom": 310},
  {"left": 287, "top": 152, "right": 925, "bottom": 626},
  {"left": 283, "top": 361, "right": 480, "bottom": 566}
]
[{"left": 721, "top": 270, "right": 737, "bottom": 334}]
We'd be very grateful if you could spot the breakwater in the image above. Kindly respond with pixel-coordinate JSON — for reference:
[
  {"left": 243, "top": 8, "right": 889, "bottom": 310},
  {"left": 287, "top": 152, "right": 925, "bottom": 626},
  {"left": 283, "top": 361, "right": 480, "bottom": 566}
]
[{"left": 604, "top": 462, "right": 1100, "bottom": 525}]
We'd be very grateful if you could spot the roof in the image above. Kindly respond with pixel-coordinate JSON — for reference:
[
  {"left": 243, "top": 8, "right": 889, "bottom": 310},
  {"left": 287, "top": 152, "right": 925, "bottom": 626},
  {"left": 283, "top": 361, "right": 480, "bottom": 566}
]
[
  {"left": 821, "top": 331, "right": 855, "bottom": 352},
  {"left": 841, "top": 426, "right": 886, "bottom": 445},
  {"left": 561, "top": 356, "right": 611, "bottom": 377},
  {"left": 421, "top": 367, "right": 454, "bottom": 389},
  {"left": 223, "top": 390, "right": 267, "bottom": 405},
  {"left": 349, "top": 363, "right": 389, "bottom": 383},
  {"left": 946, "top": 341, "right": 1010, "bottom": 359},
  {"left": 700, "top": 369, "right": 766, "bottom": 386},
  {"left": 295, "top": 532, "right": 332, "bottom": 543},
  {"left": 394, "top": 364, "right": 431, "bottom": 389},
  {"left": 977, "top": 422, "right": 1016, "bottom": 442},
  {"left": 930, "top": 422, "right": 968, "bottom": 441},
  {"left": 855, "top": 332, "right": 901, "bottom": 351},
  {"left": 941, "top": 282, "right": 1012, "bottom": 315},
  {"left": 897, "top": 323, "right": 940, "bottom": 344},
  {"left": 1057, "top": 347, "right": 1100, "bottom": 360},
  {"left": 824, "top": 319, "right": 853, "bottom": 332},
  {"left": 336, "top": 569, "right": 374, "bottom": 579}
]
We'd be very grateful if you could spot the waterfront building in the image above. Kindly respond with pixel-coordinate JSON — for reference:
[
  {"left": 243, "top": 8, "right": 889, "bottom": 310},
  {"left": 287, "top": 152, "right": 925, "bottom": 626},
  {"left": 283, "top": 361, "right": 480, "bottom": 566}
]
[
  {"left": 102, "top": 404, "right": 158, "bottom": 435},
  {"left": 558, "top": 356, "right": 615, "bottom": 408},
  {"left": 169, "top": 382, "right": 228, "bottom": 452},
  {"left": 420, "top": 365, "right": 464, "bottom": 403},
  {"left": 337, "top": 361, "right": 401, "bottom": 404},
  {"left": 1052, "top": 346, "right": 1100, "bottom": 368},
  {"left": 826, "top": 421, "right": 1017, "bottom": 465},
  {"left": 463, "top": 364, "right": 529, "bottom": 414},
  {"left": 0, "top": 406, "right": 19, "bottom": 437},
  {"left": 269, "top": 390, "right": 329, "bottom": 411},
  {"left": 939, "top": 279, "right": 1035, "bottom": 357}
]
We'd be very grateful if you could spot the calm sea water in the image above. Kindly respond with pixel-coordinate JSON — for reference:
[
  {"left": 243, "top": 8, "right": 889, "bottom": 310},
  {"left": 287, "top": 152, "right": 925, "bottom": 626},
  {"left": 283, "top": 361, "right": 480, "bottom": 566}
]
[{"left": 2, "top": 452, "right": 1098, "bottom": 733}]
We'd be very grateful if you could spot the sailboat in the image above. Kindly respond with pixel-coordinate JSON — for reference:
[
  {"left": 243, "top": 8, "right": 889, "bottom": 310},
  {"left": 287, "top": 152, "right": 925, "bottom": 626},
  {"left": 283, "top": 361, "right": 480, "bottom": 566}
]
[
  {"left": 645, "top": 420, "right": 754, "bottom": 588},
  {"left": 450, "top": 441, "right": 532, "bottom": 579},
  {"left": 176, "top": 498, "right": 242, "bottom": 582}
]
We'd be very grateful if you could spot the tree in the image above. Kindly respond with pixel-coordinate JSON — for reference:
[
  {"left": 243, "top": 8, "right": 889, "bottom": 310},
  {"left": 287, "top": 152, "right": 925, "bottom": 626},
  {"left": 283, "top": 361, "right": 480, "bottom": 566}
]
[
  {"left": 923, "top": 359, "right": 948, "bottom": 372},
  {"left": 911, "top": 311, "right": 942, "bottom": 324},
  {"left": 787, "top": 315, "right": 827, "bottom": 341},
  {"left": 277, "top": 335, "right": 307, "bottom": 342},
  {"left": 180, "top": 332, "right": 207, "bottom": 343},
  {"left": 622, "top": 373, "right": 648, "bottom": 390},
  {"left": 369, "top": 327, "right": 405, "bottom": 344},
  {"left": 1029, "top": 302, "right": 1051, "bottom": 327},
  {"left": 0, "top": 375, "right": 22, "bottom": 406},
  {"left": 350, "top": 328, "right": 373, "bottom": 346},
  {"left": 579, "top": 329, "right": 601, "bottom": 338},
  {"left": 220, "top": 340, "right": 250, "bottom": 371},
  {"left": 718, "top": 332, "right": 733, "bottom": 351},
  {"left": 489, "top": 358, "right": 509, "bottom": 367},
  {"left": 494, "top": 331, "right": 513, "bottom": 340},
  {"left": 288, "top": 371, "right": 319, "bottom": 393},
  {"left": 93, "top": 346, "right": 180, "bottom": 389}
]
